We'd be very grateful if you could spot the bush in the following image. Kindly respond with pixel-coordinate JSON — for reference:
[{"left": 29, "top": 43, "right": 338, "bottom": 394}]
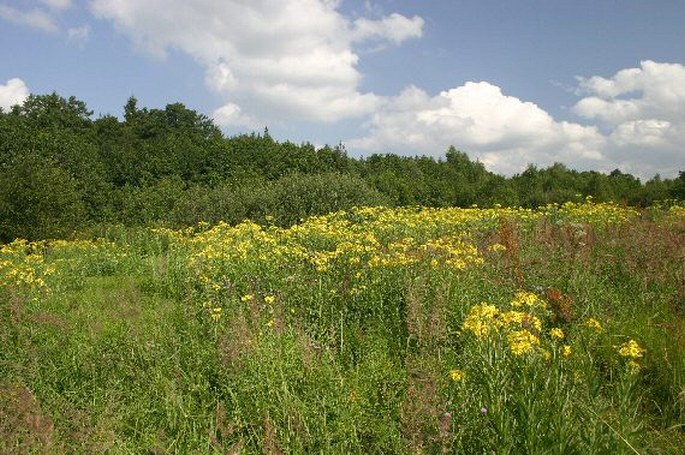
[{"left": 0, "top": 156, "right": 86, "bottom": 241}]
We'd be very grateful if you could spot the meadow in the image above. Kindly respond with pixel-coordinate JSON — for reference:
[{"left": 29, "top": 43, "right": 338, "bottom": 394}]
[{"left": 1, "top": 200, "right": 684, "bottom": 453}]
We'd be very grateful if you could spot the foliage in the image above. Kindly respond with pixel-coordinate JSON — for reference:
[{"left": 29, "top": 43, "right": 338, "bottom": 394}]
[
  {"left": 1, "top": 92, "right": 682, "bottom": 241},
  {"left": 0, "top": 154, "right": 86, "bottom": 241},
  {"left": 1, "top": 202, "right": 684, "bottom": 452}
]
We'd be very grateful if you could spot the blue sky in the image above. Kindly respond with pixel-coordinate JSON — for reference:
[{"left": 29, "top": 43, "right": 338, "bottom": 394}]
[{"left": 1, "top": 0, "right": 684, "bottom": 179}]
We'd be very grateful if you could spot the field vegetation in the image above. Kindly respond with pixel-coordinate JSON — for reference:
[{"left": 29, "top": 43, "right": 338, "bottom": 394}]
[
  {"left": 2, "top": 93, "right": 685, "bottom": 242},
  {"left": 2, "top": 91, "right": 684, "bottom": 452},
  {"left": 1, "top": 201, "right": 684, "bottom": 453}
]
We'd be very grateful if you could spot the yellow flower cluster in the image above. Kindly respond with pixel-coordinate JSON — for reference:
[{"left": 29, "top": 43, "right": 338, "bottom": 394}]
[
  {"left": 461, "top": 291, "right": 590, "bottom": 359},
  {"left": 665, "top": 204, "right": 685, "bottom": 223},
  {"left": 210, "top": 307, "right": 222, "bottom": 322},
  {"left": 462, "top": 304, "right": 501, "bottom": 338},
  {"left": 0, "top": 239, "right": 54, "bottom": 292},
  {"left": 585, "top": 318, "right": 604, "bottom": 332},
  {"left": 1, "top": 237, "right": 128, "bottom": 297},
  {"left": 550, "top": 328, "right": 565, "bottom": 340},
  {"left": 184, "top": 206, "right": 500, "bottom": 299},
  {"left": 511, "top": 291, "right": 547, "bottom": 310},
  {"left": 616, "top": 339, "right": 646, "bottom": 373},
  {"left": 147, "top": 202, "right": 646, "bottom": 324},
  {"left": 462, "top": 293, "right": 548, "bottom": 357},
  {"left": 617, "top": 339, "right": 646, "bottom": 359},
  {"left": 489, "top": 243, "right": 507, "bottom": 252},
  {"left": 507, "top": 330, "right": 541, "bottom": 356},
  {"left": 542, "top": 198, "right": 640, "bottom": 228}
]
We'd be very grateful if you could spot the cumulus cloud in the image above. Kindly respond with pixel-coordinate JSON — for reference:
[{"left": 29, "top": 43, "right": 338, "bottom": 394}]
[
  {"left": 349, "top": 61, "right": 685, "bottom": 179},
  {"left": 573, "top": 60, "right": 685, "bottom": 126},
  {"left": 212, "top": 103, "right": 260, "bottom": 130},
  {"left": 0, "top": 4, "right": 59, "bottom": 32},
  {"left": 572, "top": 60, "right": 685, "bottom": 177},
  {"left": 0, "top": 78, "right": 30, "bottom": 111},
  {"left": 89, "top": 0, "right": 423, "bottom": 126},
  {"left": 349, "top": 82, "right": 607, "bottom": 176}
]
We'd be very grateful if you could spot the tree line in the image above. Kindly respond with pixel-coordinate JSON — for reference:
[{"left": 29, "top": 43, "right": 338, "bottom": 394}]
[{"left": 1, "top": 92, "right": 683, "bottom": 241}]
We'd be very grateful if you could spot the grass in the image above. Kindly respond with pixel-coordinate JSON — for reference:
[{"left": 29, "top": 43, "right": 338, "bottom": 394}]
[{"left": 1, "top": 201, "right": 684, "bottom": 453}]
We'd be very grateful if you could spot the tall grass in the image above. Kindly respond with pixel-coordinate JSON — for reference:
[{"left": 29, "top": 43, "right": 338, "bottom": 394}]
[{"left": 1, "top": 201, "right": 683, "bottom": 453}]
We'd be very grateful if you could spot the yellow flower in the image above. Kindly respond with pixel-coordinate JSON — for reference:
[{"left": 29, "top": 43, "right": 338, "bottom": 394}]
[
  {"left": 462, "top": 303, "right": 500, "bottom": 338},
  {"left": 501, "top": 310, "right": 525, "bottom": 326},
  {"left": 264, "top": 295, "right": 276, "bottom": 304},
  {"left": 617, "top": 339, "right": 646, "bottom": 359},
  {"left": 241, "top": 294, "right": 254, "bottom": 302},
  {"left": 563, "top": 345, "right": 573, "bottom": 357},
  {"left": 210, "top": 307, "right": 222, "bottom": 322},
  {"left": 512, "top": 291, "right": 544, "bottom": 309},
  {"left": 490, "top": 243, "right": 507, "bottom": 252},
  {"left": 585, "top": 318, "right": 603, "bottom": 332},
  {"left": 550, "top": 328, "right": 565, "bottom": 340},
  {"left": 450, "top": 369, "right": 466, "bottom": 382},
  {"left": 507, "top": 330, "right": 540, "bottom": 356}
]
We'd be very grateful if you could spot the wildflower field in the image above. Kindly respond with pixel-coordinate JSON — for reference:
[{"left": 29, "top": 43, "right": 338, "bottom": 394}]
[{"left": 1, "top": 201, "right": 684, "bottom": 453}]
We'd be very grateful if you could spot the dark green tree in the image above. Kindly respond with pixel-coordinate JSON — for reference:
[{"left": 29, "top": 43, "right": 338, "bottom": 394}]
[
  {"left": 669, "top": 171, "right": 685, "bottom": 200},
  {"left": 12, "top": 92, "right": 92, "bottom": 131},
  {"left": 0, "top": 154, "right": 86, "bottom": 241}
]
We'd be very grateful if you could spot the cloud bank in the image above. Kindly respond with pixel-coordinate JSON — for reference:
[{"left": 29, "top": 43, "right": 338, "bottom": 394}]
[
  {"left": 572, "top": 60, "right": 685, "bottom": 177},
  {"left": 350, "top": 61, "right": 685, "bottom": 179},
  {"left": 90, "top": 0, "right": 424, "bottom": 126},
  {"left": 348, "top": 82, "right": 606, "bottom": 176}
]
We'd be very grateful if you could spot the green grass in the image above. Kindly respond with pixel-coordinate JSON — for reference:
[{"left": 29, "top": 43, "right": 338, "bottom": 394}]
[{"left": 1, "top": 203, "right": 684, "bottom": 453}]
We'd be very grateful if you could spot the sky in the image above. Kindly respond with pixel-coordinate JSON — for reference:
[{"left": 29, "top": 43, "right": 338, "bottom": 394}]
[{"left": 1, "top": 0, "right": 684, "bottom": 180}]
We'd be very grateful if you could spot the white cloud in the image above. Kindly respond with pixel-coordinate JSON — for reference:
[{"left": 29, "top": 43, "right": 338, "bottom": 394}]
[
  {"left": 576, "top": 61, "right": 685, "bottom": 104},
  {"left": 89, "top": 0, "right": 423, "bottom": 124},
  {"left": 0, "top": 78, "right": 30, "bottom": 111},
  {"left": 349, "top": 82, "right": 607, "bottom": 176},
  {"left": 576, "top": 61, "right": 685, "bottom": 122},
  {"left": 212, "top": 103, "right": 260, "bottom": 130},
  {"left": 352, "top": 13, "right": 424, "bottom": 45},
  {"left": 609, "top": 119, "right": 671, "bottom": 148},
  {"left": 573, "top": 61, "right": 685, "bottom": 126},
  {"left": 349, "top": 62, "right": 685, "bottom": 179},
  {"left": 572, "top": 61, "right": 685, "bottom": 178},
  {"left": 0, "top": 4, "right": 59, "bottom": 33}
]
